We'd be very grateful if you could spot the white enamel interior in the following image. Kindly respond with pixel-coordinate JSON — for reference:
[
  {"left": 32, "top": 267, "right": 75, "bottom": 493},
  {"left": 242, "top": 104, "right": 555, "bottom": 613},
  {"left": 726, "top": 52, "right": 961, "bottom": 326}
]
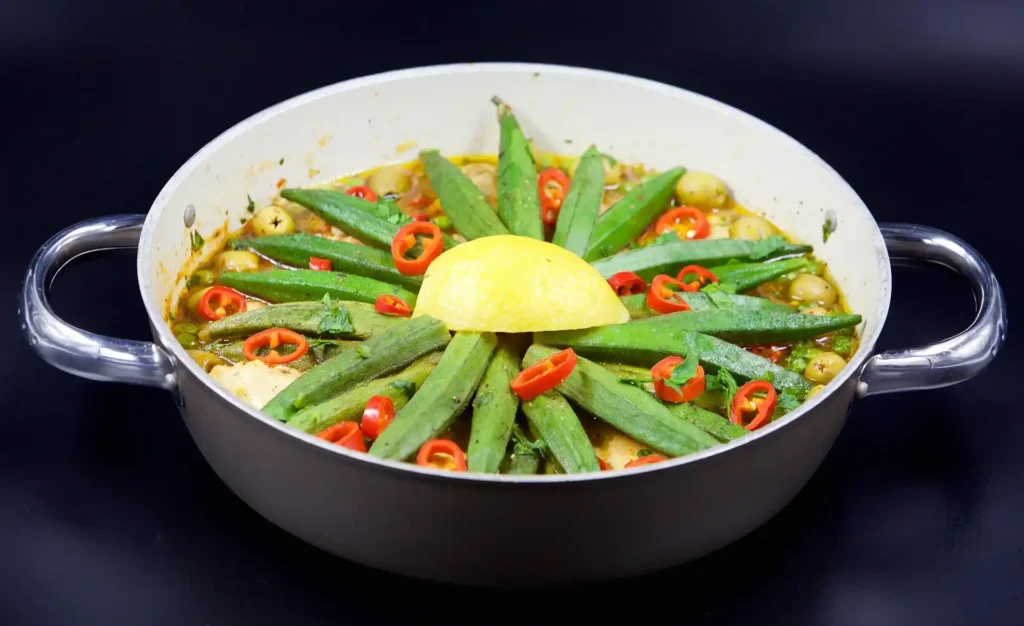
[{"left": 139, "top": 63, "right": 891, "bottom": 477}]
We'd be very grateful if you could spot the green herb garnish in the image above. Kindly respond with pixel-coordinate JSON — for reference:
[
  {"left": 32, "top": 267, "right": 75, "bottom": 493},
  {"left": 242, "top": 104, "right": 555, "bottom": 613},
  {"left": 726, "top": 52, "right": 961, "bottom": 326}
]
[
  {"left": 388, "top": 379, "right": 416, "bottom": 397},
  {"left": 317, "top": 294, "right": 355, "bottom": 335},
  {"left": 190, "top": 230, "right": 204, "bottom": 251},
  {"left": 705, "top": 369, "right": 739, "bottom": 411},
  {"left": 246, "top": 194, "right": 255, "bottom": 213}
]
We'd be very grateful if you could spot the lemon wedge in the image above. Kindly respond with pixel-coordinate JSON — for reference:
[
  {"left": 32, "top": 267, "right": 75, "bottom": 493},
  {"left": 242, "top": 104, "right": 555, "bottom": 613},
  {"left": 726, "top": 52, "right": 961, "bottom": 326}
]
[{"left": 413, "top": 235, "right": 630, "bottom": 332}]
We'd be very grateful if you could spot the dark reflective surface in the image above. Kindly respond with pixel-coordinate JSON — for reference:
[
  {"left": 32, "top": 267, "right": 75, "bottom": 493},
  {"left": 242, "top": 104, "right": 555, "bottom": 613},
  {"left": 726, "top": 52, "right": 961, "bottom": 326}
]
[{"left": 2, "top": 1, "right": 1021, "bottom": 624}]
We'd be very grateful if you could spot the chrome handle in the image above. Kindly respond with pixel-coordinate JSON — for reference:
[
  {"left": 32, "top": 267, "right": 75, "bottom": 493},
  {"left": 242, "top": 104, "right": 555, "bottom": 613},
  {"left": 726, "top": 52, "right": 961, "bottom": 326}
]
[
  {"left": 857, "top": 223, "right": 1006, "bottom": 397},
  {"left": 19, "top": 215, "right": 177, "bottom": 389}
]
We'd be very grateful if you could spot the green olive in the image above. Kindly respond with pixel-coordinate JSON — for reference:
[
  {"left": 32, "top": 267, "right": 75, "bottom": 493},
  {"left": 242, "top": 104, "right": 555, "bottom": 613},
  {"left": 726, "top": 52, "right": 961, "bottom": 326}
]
[
  {"left": 186, "top": 286, "right": 213, "bottom": 314},
  {"left": 789, "top": 274, "right": 838, "bottom": 306},
  {"left": 731, "top": 215, "right": 775, "bottom": 240},
  {"left": 192, "top": 269, "right": 216, "bottom": 286},
  {"left": 801, "top": 306, "right": 830, "bottom": 316},
  {"left": 186, "top": 349, "right": 225, "bottom": 373},
  {"left": 252, "top": 206, "right": 295, "bottom": 236},
  {"left": 675, "top": 171, "right": 729, "bottom": 210},
  {"left": 460, "top": 163, "right": 497, "bottom": 198},
  {"left": 214, "top": 250, "right": 260, "bottom": 272},
  {"left": 806, "top": 384, "right": 827, "bottom": 399},
  {"left": 804, "top": 352, "right": 846, "bottom": 384},
  {"left": 367, "top": 165, "right": 411, "bottom": 197},
  {"left": 176, "top": 332, "right": 198, "bottom": 349},
  {"left": 570, "top": 154, "right": 622, "bottom": 186}
]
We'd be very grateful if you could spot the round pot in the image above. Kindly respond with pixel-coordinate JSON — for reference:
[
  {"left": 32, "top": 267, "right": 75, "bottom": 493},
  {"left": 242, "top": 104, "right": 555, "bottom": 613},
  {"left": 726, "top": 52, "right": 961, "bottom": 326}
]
[{"left": 19, "top": 63, "right": 1006, "bottom": 586}]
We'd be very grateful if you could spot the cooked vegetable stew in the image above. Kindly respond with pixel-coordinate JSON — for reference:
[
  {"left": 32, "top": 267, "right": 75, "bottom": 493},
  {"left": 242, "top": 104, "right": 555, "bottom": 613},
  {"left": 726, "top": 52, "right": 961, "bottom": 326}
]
[{"left": 170, "top": 97, "right": 861, "bottom": 474}]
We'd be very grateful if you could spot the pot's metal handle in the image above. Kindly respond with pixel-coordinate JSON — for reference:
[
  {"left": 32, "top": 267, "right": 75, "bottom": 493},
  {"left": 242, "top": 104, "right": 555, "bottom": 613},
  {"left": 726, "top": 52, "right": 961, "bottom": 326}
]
[
  {"left": 19, "top": 215, "right": 177, "bottom": 390},
  {"left": 857, "top": 223, "right": 1006, "bottom": 397}
]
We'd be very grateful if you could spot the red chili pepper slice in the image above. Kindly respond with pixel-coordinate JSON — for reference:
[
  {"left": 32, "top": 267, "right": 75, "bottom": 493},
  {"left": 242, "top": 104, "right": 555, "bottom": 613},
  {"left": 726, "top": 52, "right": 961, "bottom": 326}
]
[
  {"left": 360, "top": 395, "right": 395, "bottom": 441},
  {"left": 731, "top": 380, "right": 779, "bottom": 431},
  {"left": 651, "top": 356, "right": 706, "bottom": 403},
  {"left": 308, "top": 256, "right": 333, "bottom": 271},
  {"left": 607, "top": 271, "right": 647, "bottom": 296},
  {"left": 538, "top": 168, "right": 571, "bottom": 226},
  {"left": 411, "top": 214, "right": 430, "bottom": 222},
  {"left": 646, "top": 275, "right": 692, "bottom": 314},
  {"left": 391, "top": 221, "right": 443, "bottom": 276},
  {"left": 316, "top": 421, "right": 367, "bottom": 453},
  {"left": 675, "top": 265, "right": 718, "bottom": 292},
  {"left": 374, "top": 294, "right": 412, "bottom": 317},
  {"left": 416, "top": 439, "right": 467, "bottom": 472},
  {"left": 197, "top": 286, "right": 247, "bottom": 321},
  {"left": 242, "top": 327, "right": 309, "bottom": 365},
  {"left": 655, "top": 207, "right": 711, "bottom": 240},
  {"left": 510, "top": 348, "right": 578, "bottom": 401},
  {"left": 625, "top": 454, "right": 668, "bottom": 468},
  {"left": 345, "top": 185, "right": 378, "bottom": 202},
  {"left": 746, "top": 345, "right": 789, "bottom": 363},
  {"left": 597, "top": 457, "right": 611, "bottom": 471}
]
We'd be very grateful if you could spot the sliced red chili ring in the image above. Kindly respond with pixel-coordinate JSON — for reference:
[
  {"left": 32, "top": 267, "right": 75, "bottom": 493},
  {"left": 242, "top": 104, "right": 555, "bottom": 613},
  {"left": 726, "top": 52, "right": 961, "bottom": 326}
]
[
  {"left": 360, "top": 395, "right": 395, "bottom": 441},
  {"left": 317, "top": 421, "right": 367, "bottom": 452},
  {"left": 197, "top": 286, "right": 247, "bottom": 321},
  {"left": 675, "top": 265, "right": 718, "bottom": 292},
  {"left": 651, "top": 356, "right": 706, "bottom": 403},
  {"left": 308, "top": 256, "right": 333, "bottom": 271},
  {"left": 731, "top": 380, "right": 779, "bottom": 431},
  {"left": 391, "top": 221, "right": 443, "bottom": 276},
  {"left": 597, "top": 457, "right": 611, "bottom": 471},
  {"left": 538, "top": 168, "right": 571, "bottom": 226},
  {"left": 411, "top": 214, "right": 430, "bottom": 222},
  {"left": 746, "top": 345, "right": 789, "bottom": 363},
  {"left": 646, "top": 275, "right": 692, "bottom": 314},
  {"left": 607, "top": 271, "right": 647, "bottom": 296},
  {"left": 374, "top": 294, "right": 412, "bottom": 317},
  {"left": 625, "top": 454, "right": 668, "bottom": 468},
  {"left": 345, "top": 185, "right": 378, "bottom": 202},
  {"left": 416, "top": 439, "right": 467, "bottom": 472},
  {"left": 510, "top": 348, "right": 578, "bottom": 401},
  {"left": 242, "top": 327, "right": 309, "bottom": 365},
  {"left": 655, "top": 207, "right": 711, "bottom": 240}
]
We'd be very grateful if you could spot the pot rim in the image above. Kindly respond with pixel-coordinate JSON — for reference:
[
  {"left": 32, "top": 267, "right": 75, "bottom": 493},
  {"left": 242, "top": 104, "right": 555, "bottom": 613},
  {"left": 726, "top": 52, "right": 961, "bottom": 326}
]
[{"left": 138, "top": 61, "right": 891, "bottom": 483}]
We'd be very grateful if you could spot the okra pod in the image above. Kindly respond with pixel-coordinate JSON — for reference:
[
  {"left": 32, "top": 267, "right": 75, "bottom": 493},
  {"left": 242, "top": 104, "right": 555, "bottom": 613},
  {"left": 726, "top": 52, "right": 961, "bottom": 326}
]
[
  {"left": 710, "top": 257, "right": 810, "bottom": 291},
  {"left": 620, "top": 291, "right": 793, "bottom": 318},
  {"left": 220, "top": 269, "right": 418, "bottom": 308},
  {"left": 493, "top": 97, "right": 544, "bottom": 239},
  {"left": 420, "top": 150, "right": 510, "bottom": 240},
  {"left": 230, "top": 234, "right": 422, "bottom": 290},
  {"left": 281, "top": 188, "right": 457, "bottom": 250},
  {"left": 583, "top": 167, "right": 685, "bottom": 261},
  {"left": 551, "top": 145, "right": 603, "bottom": 257},
  {"left": 262, "top": 315, "right": 451, "bottom": 421},
  {"left": 523, "top": 345, "right": 718, "bottom": 456},
  {"left": 369, "top": 332, "right": 498, "bottom": 461},
  {"left": 535, "top": 325, "right": 812, "bottom": 393},
  {"left": 521, "top": 390, "right": 601, "bottom": 473},
  {"left": 591, "top": 237, "right": 812, "bottom": 281},
  {"left": 597, "top": 362, "right": 748, "bottom": 443},
  {"left": 632, "top": 309, "right": 862, "bottom": 344},
  {"left": 467, "top": 339, "right": 522, "bottom": 473},
  {"left": 287, "top": 352, "right": 441, "bottom": 433},
  {"left": 199, "top": 300, "right": 405, "bottom": 341}
]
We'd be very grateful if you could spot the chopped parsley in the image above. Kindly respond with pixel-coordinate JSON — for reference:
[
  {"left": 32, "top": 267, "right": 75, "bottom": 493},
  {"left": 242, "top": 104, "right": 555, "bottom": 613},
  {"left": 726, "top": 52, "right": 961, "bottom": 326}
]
[
  {"left": 637, "top": 449, "right": 654, "bottom": 458},
  {"left": 822, "top": 213, "right": 836, "bottom": 243},
  {"left": 246, "top": 194, "right": 255, "bottom": 213},
  {"left": 279, "top": 158, "right": 285, "bottom": 165},
  {"left": 659, "top": 357, "right": 700, "bottom": 394},
  {"left": 785, "top": 341, "right": 823, "bottom": 374},
  {"left": 705, "top": 369, "right": 739, "bottom": 410},
  {"left": 190, "top": 230, "right": 204, "bottom": 251},
  {"left": 388, "top": 379, "right": 416, "bottom": 397},
  {"left": 317, "top": 294, "right": 355, "bottom": 335}
]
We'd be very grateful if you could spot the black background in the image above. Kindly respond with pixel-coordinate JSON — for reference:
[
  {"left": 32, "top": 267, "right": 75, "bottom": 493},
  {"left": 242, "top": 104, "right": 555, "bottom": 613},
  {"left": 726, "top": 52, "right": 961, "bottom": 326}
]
[{"left": 2, "top": 1, "right": 1021, "bottom": 624}]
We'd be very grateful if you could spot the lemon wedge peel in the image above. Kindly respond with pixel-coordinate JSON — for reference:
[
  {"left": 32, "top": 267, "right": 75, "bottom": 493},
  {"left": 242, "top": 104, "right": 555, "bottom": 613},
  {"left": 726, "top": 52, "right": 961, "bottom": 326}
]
[{"left": 412, "top": 235, "right": 630, "bottom": 333}]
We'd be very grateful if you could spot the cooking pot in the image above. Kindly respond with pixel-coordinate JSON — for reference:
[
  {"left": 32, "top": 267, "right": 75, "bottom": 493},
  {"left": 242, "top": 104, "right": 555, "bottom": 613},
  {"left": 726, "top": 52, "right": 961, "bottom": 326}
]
[{"left": 19, "top": 63, "right": 1006, "bottom": 586}]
